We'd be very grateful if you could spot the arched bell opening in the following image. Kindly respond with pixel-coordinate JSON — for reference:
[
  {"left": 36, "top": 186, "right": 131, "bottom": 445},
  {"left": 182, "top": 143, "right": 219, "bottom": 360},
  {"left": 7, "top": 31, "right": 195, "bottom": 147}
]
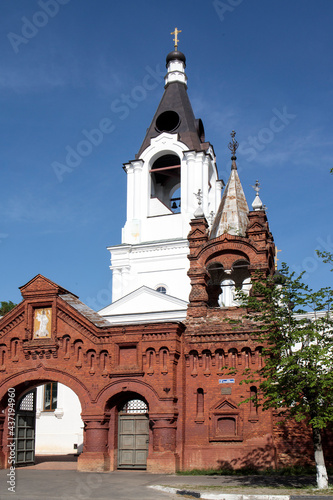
[
  {"left": 150, "top": 154, "right": 181, "bottom": 214},
  {"left": 206, "top": 260, "right": 251, "bottom": 308}
]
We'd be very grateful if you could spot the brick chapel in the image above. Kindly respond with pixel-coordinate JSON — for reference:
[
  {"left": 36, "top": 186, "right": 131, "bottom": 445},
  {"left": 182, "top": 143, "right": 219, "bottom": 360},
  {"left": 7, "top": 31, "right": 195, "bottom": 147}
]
[{"left": 0, "top": 38, "right": 326, "bottom": 473}]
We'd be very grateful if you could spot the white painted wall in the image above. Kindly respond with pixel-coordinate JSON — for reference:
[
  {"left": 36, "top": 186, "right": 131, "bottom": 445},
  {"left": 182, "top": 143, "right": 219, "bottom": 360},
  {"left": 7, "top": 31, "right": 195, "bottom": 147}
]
[
  {"left": 35, "top": 383, "right": 83, "bottom": 455},
  {"left": 108, "top": 239, "right": 190, "bottom": 303}
]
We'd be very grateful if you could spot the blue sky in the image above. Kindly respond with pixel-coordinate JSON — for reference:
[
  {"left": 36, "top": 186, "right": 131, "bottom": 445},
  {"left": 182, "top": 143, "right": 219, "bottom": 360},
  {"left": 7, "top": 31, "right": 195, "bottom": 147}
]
[{"left": 1, "top": 0, "right": 332, "bottom": 309}]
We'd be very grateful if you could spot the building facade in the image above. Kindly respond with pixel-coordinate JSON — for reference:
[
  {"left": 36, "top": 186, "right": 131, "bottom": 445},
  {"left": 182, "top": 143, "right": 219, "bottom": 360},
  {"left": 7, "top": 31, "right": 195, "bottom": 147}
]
[{"left": 0, "top": 45, "right": 329, "bottom": 473}]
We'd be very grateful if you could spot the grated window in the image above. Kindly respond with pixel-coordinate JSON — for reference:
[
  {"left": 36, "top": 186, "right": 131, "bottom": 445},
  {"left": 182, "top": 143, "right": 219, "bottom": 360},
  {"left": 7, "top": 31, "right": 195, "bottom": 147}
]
[
  {"left": 121, "top": 399, "right": 148, "bottom": 414},
  {"left": 19, "top": 391, "right": 35, "bottom": 411}
]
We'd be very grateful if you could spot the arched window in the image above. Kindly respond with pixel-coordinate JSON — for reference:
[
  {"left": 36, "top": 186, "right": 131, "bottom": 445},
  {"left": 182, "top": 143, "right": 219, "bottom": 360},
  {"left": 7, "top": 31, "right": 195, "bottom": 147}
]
[
  {"left": 189, "top": 350, "right": 198, "bottom": 377},
  {"left": 196, "top": 388, "right": 204, "bottom": 418},
  {"left": 150, "top": 154, "right": 181, "bottom": 213},
  {"left": 249, "top": 386, "right": 258, "bottom": 420}
]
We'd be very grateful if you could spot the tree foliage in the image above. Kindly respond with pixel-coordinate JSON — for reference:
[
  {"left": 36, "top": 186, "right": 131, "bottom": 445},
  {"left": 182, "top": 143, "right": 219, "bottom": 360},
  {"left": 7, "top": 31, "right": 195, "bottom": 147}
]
[
  {"left": 317, "top": 250, "right": 333, "bottom": 271},
  {"left": 0, "top": 301, "right": 17, "bottom": 316},
  {"left": 242, "top": 264, "right": 333, "bottom": 429},
  {"left": 235, "top": 263, "right": 333, "bottom": 488}
]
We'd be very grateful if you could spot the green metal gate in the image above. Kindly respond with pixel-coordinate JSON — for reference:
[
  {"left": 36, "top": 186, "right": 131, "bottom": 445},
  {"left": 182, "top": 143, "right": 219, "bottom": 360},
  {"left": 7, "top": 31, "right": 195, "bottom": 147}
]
[{"left": 15, "top": 389, "right": 36, "bottom": 466}]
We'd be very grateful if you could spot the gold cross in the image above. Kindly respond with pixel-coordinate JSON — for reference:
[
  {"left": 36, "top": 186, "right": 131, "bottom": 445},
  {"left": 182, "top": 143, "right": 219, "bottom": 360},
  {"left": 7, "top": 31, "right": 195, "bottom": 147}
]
[
  {"left": 171, "top": 27, "right": 182, "bottom": 50},
  {"left": 275, "top": 246, "right": 282, "bottom": 270}
]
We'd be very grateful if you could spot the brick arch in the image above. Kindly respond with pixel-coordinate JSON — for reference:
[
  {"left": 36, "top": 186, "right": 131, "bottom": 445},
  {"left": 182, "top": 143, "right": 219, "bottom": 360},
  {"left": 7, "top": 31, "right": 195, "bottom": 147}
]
[
  {"left": 96, "top": 379, "right": 171, "bottom": 415},
  {"left": 205, "top": 249, "right": 252, "bottom": 267},
  {"left": 105, "top": 390, "right": 150, "bottom": 415},
  {"left": 195, "top": 237, "right": 260, "bottom": 266},
  {"left": 0, "top": 367, "right": 90, "bottom": 413}
]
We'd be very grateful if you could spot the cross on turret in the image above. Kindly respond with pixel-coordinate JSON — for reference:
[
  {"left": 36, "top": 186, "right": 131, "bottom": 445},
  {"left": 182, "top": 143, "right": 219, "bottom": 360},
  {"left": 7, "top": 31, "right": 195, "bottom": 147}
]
[{"left": 171, "top": 27, "right": 182, "bottom": 50}]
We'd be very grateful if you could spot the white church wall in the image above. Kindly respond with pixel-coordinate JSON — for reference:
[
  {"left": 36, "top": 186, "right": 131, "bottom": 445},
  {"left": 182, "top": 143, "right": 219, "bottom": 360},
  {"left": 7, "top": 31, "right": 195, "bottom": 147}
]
[
  {"left": 108, "top": 239, "right": 190, "bottom": 303},
  {"left": 35, "top": 383, "right": 83, "bottom": 455}
]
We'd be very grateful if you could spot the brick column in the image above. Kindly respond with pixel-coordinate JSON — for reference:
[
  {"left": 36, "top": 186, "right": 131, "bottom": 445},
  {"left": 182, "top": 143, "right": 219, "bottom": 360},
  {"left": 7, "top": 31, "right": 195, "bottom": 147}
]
[
  {"left": 187, "top": 269, "right": 209, "bottom": 317},
  {"left": 152, "top": 417, "right": 177, "bottom": 451},
  {"left": 77, "top": 415, "right": 110, "bottom": 472},
  {"left": 147, "top": 415, "right": 178, "bottom": 473},
  {"left": 187, "top": 216, "right": 209, "bottom": 317}
]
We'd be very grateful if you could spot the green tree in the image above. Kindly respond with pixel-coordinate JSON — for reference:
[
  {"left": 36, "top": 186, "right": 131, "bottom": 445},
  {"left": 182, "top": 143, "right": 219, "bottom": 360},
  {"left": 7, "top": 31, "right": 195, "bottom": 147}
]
[
  {"left": 317, "top": 250, "right": 333, "bottom": 270},
  {"left": 0, "top": 301, "right": 17, "bottom": 316},
  {"left": 238, "top": 264, "right": 333, "bottom": 489}
]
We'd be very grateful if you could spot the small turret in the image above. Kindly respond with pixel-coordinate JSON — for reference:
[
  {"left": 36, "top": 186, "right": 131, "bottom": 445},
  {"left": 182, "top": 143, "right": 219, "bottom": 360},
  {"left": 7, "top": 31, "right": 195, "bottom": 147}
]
[{"left": 210, "top": 131, "right": 249, "bottom": 238}]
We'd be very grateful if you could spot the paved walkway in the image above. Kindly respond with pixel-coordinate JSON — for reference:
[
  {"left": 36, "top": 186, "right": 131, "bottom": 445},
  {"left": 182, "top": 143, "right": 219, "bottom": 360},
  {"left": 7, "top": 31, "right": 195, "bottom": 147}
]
[
  {"left": 23, "top": 454, "right": 78, "bottom": 470},
  {"left": 0, "top": 467, "right": 332, "bottom": 500}
]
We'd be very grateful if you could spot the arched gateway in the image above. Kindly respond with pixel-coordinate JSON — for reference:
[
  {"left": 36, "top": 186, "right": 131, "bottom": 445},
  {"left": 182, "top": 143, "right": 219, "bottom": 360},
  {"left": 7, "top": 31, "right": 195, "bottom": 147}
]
[{"left": 0, "top": 275, "right": 181, "bottom": 472}]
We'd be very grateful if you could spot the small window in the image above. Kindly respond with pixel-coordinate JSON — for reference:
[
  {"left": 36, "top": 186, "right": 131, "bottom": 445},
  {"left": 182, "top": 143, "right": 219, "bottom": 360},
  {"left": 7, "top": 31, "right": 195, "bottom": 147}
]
[
  {"left": 155, "top": 110, "right": 180, "bottom": 132},
  {"left": 197, "top": 388, "right": 204, "bottom": 416},
  {"left": 156, "top": 286, "right": 167, "bottom": 294},
  {"left": 43, "top": 382, "right": 57, "bottom": 411},
  {"left": 121, "top": 399, "right": 148, "bottom": 414}
]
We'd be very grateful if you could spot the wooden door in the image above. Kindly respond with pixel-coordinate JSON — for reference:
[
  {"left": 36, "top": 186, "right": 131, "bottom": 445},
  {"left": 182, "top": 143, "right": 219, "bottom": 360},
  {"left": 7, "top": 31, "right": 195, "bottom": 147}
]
[{"left": 118, "top": 414, "right": 149, "bottom": 468}]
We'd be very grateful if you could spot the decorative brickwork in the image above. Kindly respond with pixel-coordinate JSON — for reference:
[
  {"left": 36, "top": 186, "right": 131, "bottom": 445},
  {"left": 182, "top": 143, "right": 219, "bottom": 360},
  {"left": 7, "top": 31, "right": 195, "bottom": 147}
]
[{"left": 0, "top": 210, "right": 330, "bottom": 472}]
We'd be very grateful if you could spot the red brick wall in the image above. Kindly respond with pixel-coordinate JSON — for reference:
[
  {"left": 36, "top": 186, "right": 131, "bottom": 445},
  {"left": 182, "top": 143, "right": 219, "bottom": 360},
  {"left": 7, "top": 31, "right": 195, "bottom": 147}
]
[{"left": 0, "top": 210, "right": 328, "bottom": 472}]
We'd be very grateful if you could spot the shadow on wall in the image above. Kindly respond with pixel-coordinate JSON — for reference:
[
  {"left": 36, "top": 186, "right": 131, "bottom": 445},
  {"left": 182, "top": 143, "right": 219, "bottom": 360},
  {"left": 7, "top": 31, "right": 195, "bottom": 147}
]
[
  {"left": 274, "top": 422, "right": 313, "bottom": 467},
  {"left": 216, "top": 441, "right": 276, "bottom": 473},
  {"left": 274, "top": 417, "right": 333, "bottom": 468}
]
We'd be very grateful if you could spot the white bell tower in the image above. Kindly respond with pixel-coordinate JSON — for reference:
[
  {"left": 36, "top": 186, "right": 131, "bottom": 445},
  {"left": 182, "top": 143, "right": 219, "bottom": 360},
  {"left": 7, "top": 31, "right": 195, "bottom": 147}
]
[{"left": 100, "top": 39, "right": 223, "bottom": 323}]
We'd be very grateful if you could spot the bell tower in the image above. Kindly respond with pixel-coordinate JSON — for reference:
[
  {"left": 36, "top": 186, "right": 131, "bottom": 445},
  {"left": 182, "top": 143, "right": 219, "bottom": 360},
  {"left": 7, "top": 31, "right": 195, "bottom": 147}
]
[{"left": 104, "top": 33, "right": 223, "bottom": 310}]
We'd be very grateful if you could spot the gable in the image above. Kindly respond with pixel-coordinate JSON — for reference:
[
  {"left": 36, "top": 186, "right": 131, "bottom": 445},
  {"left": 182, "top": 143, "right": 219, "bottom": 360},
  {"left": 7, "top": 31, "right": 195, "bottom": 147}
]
[
  {"left": 99, "top": 286, "right": 188, "bottom": 316},
  {"left": 19, "top": 274, "right": 75, "bottom": 300},
  {"left": 247, "top": 221, "right": 264, "bottom": 231},
  {"left": 211, "top": 398, "right": 238, "bottom": 412}
]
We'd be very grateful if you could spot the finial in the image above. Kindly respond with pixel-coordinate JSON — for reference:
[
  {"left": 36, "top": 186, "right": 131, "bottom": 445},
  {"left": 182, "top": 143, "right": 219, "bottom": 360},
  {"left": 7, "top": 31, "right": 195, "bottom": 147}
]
[
  {"left": 251, "top": 180, "right": 263, "bottom": 211},
  {"left": 228, "top": 130, "right": 239, "bottom": 162},
  {"left": 194, "top": 189, "right": 204, "bottom": 218},
  {"left": 171, "top": 27, "right": 182, "bottom": 51},
  {"left": 251, "top": 180, "right": 260, "bottom": 196}
]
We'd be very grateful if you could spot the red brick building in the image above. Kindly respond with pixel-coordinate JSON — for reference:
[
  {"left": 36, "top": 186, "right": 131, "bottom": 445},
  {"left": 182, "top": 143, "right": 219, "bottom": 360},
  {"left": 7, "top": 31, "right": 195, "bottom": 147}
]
[{"left": 0, "top": 45, "right": 328, "bottom": 473}]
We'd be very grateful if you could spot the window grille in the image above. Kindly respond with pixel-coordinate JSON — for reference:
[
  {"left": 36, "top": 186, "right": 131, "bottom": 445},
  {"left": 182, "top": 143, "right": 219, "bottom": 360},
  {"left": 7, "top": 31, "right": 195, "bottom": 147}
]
[
  {"left": 19, "top": 392, "right": 35, "bottom": 411},
  {"left": 121, "top": 399, "right": 148, "bottom": 414}
]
